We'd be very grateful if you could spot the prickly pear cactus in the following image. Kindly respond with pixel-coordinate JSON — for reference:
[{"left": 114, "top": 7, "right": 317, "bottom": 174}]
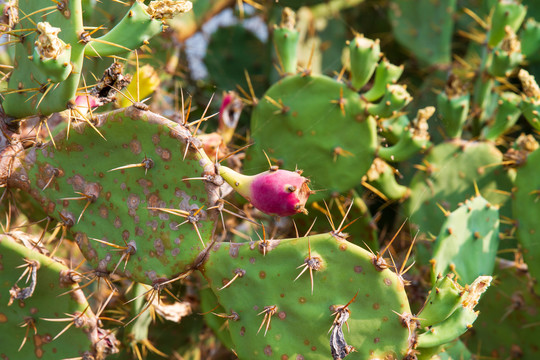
[
  {"left": 202, "top": 233, "right": 414, "bottom": 359},
  {"left": 465, "top": 261, "right": 540, "bottom": 359},
  {"left": 0, "top": 234, "right": 116, "bottom": 359},
  {"left": 1, "top": 1, "right": 533, "bottom": 359},
  {"left": 245, "top": 73, "right": 378, "bottom": 202},
  {"left": 513, "top": 147, "right": 540, "bottom": 294},
  {"left": 389, "top": 0, "right": 456, "bottom": 66},
  {"left": 431, "top": 195, "right": 499, "bottom": 285},
  {"left": 405, "top": 140, "right": 512, "bottom": 237},
  {"left": 8, "top": 106, "right": 220, "bottom": 284}
]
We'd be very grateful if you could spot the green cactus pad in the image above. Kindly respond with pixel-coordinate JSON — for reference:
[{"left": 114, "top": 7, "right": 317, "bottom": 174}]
[
  {"left": 487, "top": 0, "right": 526, "bottom": 47},
  {"left": 481, "top": 92, "right": 521, "bottom": 141},
  {"left": 405, "top": 140, "right": 513, "bottom": 237},
  {"left": 417, "top": 275, "right": 464, "bottom": 328},
  {"left": 437, "top": 92, "right": 470, "bottom": 139},
  {"left": 389, "top": 0, "right": 456, "bottom": 66},
  {"left": 431, "top": 196, "right": 499, "bottom": 285},
  {"left": 363, "top": 59, "right": 404, "bottom": 102},
  {"left": 488, "top": 47, "right": 523, "bottom": 78},
  {"left": 273, "top": 8, "right": 299, "bottom": 75},
  {"left": 520, "top": 18, "right": 540, "bottom": 62},
  {"left": 0, "top": 234, "right": 100, "bottom": 359},
  {"left": 3, "top": 0, "right": 85, "bottom": 118},
  {"left": 11, "top": 106, "right": 219, "bottom": 284},
  {"left": 83, "top": 1, "right": 163, "bottom": 57},
  {"left": 245, "top": 74, "right": 377, "bottom": 202},
  {"left": 416, "top": 276, "right": 491, "bottom": 351},
  {"left": 348, "top": 34, "right": 380, "bottom": 90},
  {"left": 201, "top": 233, "right": 412, "bottom": 359},
  {"left": 465, "top": 262, "right": 540, "bottom": 359},
  {"left": 418, "top": 306, "right": 478, "bottom": 349},
  {"left": 513, "top": 147, "right": 540, "bottom": 294}
]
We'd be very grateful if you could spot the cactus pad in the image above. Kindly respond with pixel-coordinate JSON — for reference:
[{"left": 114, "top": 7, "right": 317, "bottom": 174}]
[
  {"left": 513, "top": 147, "right": 540, "bottom": 294},
  {"left": 405, "top": 140, "right": 512, "bottom": 237},
  {"left": 245, "top": 74, "right": 377, "bottom": 202},
  {"left": 10, "top": 106, "right": 219, "bottom": 284},
  {"left": 202, "top": 233, "right": 412, "bottom": 359},
  {"left": 431, "top": 196, "right": 499, "bottom": 285},
  {"left": 0, "top": 234, "right": 111, "bottom": 359}
]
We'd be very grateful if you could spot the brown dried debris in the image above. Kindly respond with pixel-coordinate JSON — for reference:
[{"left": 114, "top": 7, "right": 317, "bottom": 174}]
[
  {"left": 146, "top": 0, "right": 193, "bottom": 20},
  {"left": 90, "top": 62, "right": 132, "bottom": 106}
]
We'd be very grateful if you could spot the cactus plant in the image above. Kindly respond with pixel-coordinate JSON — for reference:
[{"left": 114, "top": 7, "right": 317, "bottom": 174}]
[{"left": 3, "top": 0, "right": 540, "bottom": 359}]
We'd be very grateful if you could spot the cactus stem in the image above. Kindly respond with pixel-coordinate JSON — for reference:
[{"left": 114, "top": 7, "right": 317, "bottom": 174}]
[{"left": 257, "top": 305, "right": 278, "bottom": 336}]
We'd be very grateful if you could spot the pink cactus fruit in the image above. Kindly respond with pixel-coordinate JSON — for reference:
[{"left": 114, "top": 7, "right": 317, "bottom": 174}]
[
  {"left": 74, "top": 94, "right": 101, "bottom": 116},
  {"left": 199, "top": 91, "right": 244, "bottom": 161},
  {"left": 218, "top": 91, "right": 243, "bottom": 144},
  {"left": 219, "top": 166, "right": 311, "bottom": 217}
]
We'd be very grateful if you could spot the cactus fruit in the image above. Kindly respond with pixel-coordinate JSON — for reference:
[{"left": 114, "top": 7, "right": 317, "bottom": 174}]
[{"left": 219, "top": 166, "right": 312, "bottom": 217}]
